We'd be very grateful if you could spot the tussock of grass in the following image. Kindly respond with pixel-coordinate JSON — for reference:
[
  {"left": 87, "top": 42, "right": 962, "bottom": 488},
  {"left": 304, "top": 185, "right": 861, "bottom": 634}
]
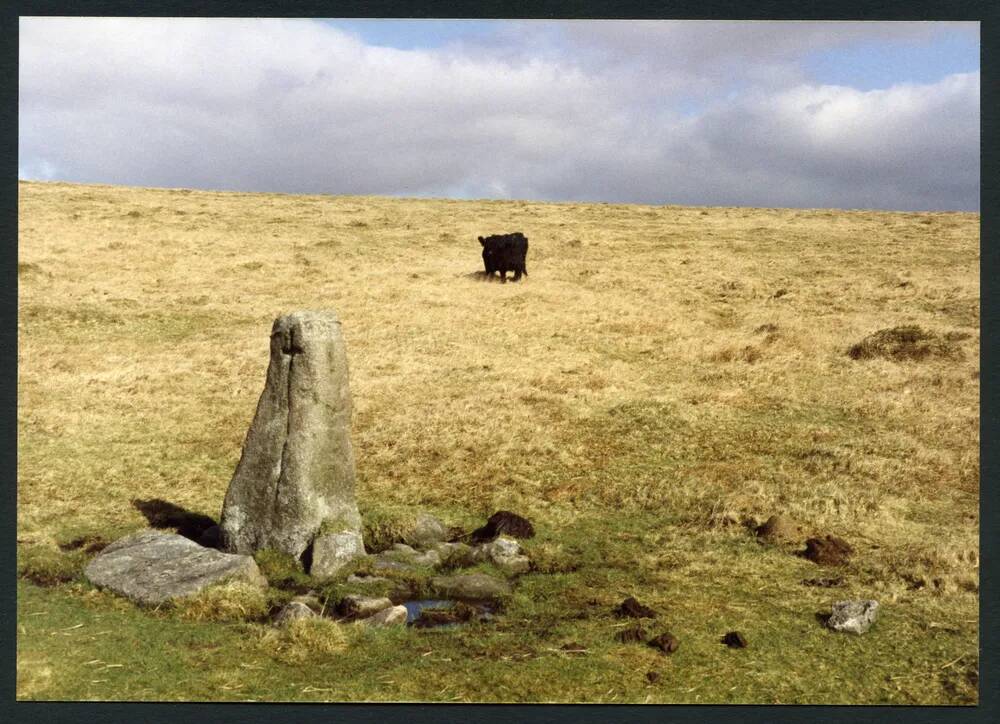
[
  {"left": 170, "top": 581, "right": 271, "bottom": 622},
  {"left": 360, "top": 504, "right": 422, "bottom": 553},
  {"left": 253, "top": 549, "right": 313, "bottom": 593},
  {"left": 252, "top": 617, "right": 350, "bottom": 665},
  {"left": 18, "top": 546, "right": 87, "bottom": 587}
]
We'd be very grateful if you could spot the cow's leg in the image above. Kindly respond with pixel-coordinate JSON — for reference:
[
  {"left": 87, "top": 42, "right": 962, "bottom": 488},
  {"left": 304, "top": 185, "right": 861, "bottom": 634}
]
[
  {"left": 499, "top": 270, "right": 507, "bottom": 284},
  {"left": 513, "top": 268, "right": 522, "bottom": 281}
]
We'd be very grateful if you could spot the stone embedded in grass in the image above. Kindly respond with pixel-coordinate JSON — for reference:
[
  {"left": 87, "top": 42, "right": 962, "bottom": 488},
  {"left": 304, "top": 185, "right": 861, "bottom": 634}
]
[
  {"left": 722, "top": 631, "right": 748, "bottom": 648},
  {"left": 477, "top": 536, "right": 531, "bottom": 574},
  {"left": 359, "top": 604, "right": 408, "bottom": 627},
  {"left": 827, "top": 599, "right": 879, "bottom": 634},
  {"left": 803, "top": 535, "right": 853, "bottom": 566},
  {"left": 614, "top": 596, "right": 657, "bottom": 618},
  {"left": 648, "top": 632, "right": 679, "bottom": 655},
  {"left": 84, "top": 530, "right": 267, "bottom": 606},
  {"left": 346, "top": 573, "right": 391, "bottom": 585},
  {"left": 430, "top": 573, "right": 511, "bottom": 601},
  {"left": 219, "top": 310, "right": 362, "bottom": 562},
  {"left": 755, "top": 514, "right": 803, "bottom": 545},
  {"left": 311, "top": 531, "right": 366, "bottom": 579},
  {"left": 337, "top": 594, "right": 393, "bottom": 619},
  {"left": 274, "top": 601, "right": 317, "bottom": 625},
  {"left": 433, "top": 541, "right": 476, "bottom": 568},
  {"left": 401, "top": 513, "right": 450, "bottom": 549}
]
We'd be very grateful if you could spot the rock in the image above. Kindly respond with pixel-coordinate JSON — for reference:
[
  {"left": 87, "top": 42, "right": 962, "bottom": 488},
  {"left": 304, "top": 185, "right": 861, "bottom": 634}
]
[
  {"left": 373, "top": 559, "right": 420, "bottom": 573},
  {"left": 722, "top": 631, "right": 748, "bottom": 648},
  {"left": 274, "top": 601, "right": 316, "bottom": 625},
  {"left": 803, "top": 535, "right": 853, "bottom": 566},
  {"left": 84, "top": 530, "right": 267, "bottom": 606},
  {"left": 412, "top": 549, "right": 442, "bottom": 568},
  {"left": 614, "top": 596, "right": 657, "bottom": 618},
  {"left": 291, "top": 591, "right": 322, "bottom": 610},
  {"left": 310, "top": 531, "right": 366, "bottom": 579},
  {"left": 346, "top": 573, "right": 390, "bottom": 586},
  {"left": 616, "top": 624, "right": 648, "bottom": 643},
  {"left": 827, "top": 599, "right": 879, "bottom": 634},
  {"left": 479, "top": 536, "right": 531, "bottom": 574},
  {"left": 219, "top": 311, "right": 362, "bottom": 560},
  {"left": 391, "top": 543, "right": 418, "bottom": 555},
  {"left": 359, "top": 604, "right": 408, "bottom": 627},
  {"left": 755, "top": 515, "right": 803, "bottom": 544},
  {"left": 433, "top": 542, "right": 476, "bottom": 567},
  {"left": 648, "top": 632, "right": 679, "bottom": 655},
  {"left": 429, "top": 573, "right": 512, "bottom": 601},
  {"left": 469, "top": 511, "right": 535, "bottom": 544},
  {"left": 401, "top": 513, "right": 450, "bottom": 549},
  {"left": 337, "top": 594, "right": 393, "bottom": 619}
]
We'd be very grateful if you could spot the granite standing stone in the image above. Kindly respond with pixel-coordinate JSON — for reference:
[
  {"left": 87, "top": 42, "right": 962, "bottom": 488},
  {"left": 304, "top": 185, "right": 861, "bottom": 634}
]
[
  {"left": 84, "top": 530, "right": 267, "bottom": 606},
  {"left": 219, "top": 311, "right": 363, "bottom": 563}
]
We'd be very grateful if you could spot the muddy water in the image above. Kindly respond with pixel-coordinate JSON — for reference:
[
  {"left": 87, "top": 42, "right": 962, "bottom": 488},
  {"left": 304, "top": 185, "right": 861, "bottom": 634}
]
[{"left": 402, "top": 599, "right": 496, "bottom": 628}]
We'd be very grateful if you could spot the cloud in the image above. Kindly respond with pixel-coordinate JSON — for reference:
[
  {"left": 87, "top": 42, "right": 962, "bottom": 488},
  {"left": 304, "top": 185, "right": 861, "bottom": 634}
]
[{"left": 19, "top": 18, "right": 979, "bottom": 210}]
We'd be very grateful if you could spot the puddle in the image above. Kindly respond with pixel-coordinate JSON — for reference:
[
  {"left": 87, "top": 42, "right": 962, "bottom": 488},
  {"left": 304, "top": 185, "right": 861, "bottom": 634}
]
[{"left": 402, "top": 599, "right": 497, "bottom": 628}]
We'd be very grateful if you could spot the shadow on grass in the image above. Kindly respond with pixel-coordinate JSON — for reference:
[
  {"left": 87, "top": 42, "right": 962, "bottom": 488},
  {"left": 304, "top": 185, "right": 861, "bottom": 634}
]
[{"left": 132, "top": 498, "right": 217, "bottom": 542}]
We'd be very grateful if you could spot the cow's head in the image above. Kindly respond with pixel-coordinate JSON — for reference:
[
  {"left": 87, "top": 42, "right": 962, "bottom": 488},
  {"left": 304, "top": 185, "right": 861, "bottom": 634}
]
[{"left": 478, "top": 236, "right": 486, "bottom": 246}]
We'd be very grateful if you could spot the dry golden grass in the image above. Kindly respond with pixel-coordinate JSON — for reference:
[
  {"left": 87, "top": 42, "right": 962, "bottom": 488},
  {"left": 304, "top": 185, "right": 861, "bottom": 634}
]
[{"left": 16, "top": 180, "right": 979, "bottom": 702}]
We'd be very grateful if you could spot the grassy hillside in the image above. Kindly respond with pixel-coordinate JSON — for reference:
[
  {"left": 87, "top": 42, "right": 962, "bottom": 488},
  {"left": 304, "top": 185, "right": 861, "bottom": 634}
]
[{"left": 16, "top": 180, "right": 979, "bottom": 703}]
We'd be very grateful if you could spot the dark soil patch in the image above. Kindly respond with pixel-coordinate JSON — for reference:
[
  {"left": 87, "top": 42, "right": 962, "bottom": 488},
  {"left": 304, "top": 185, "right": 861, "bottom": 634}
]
[
  {"left": 648, "top": 632, "right": 680, "bottom": 655},
  {"left": 802, "top": 535, "right": 853, "bottom": 566},
  {"left": 722, "top": 631, "right": 748, "bottom": 648},
  {"left": 616, "top": 624, "right": 648, "bottom": 643},
  {"left": 614, "top": 596, "right": 657, "bottom": 618},
  {"left": 646, "top": 671, "right": 662, "bottom": 684},
  {"left": 466, "top": 510, "right": 535, "bottom": 544},
  {"left": 847, "top": 326, "right": 963, "bottom": 362},
  {"left": 802, "top": 576, "right": 845, "bottom": 588},
  {"left": 57, "top": 535, "right": 110, "bottom": 554}
]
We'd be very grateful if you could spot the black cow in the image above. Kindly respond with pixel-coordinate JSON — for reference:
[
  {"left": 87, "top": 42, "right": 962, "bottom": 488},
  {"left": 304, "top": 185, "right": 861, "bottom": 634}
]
[{"left": 479, "top": 232, "right": 528, "bottom": 283}]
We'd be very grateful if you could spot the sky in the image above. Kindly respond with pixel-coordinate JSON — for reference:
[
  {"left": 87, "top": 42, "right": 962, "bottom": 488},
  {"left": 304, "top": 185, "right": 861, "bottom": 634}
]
[{"left": 18, "top": 19, "right": 980, "bottom": 211}]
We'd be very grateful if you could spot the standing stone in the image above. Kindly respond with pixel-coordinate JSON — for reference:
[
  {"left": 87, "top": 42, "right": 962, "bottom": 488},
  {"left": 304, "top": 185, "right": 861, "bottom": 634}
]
[{"left": 219, "top": 311, "right": 362, "bottom": 563}]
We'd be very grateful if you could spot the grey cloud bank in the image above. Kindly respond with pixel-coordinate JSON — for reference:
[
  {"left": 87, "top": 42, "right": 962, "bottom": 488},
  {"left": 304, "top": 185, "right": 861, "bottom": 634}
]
[{"left": 19, "top": 18, "right": 979, "bottom": 211}]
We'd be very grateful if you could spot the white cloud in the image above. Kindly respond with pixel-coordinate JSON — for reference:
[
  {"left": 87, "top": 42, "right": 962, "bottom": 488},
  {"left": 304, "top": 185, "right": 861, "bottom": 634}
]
[{"left": 19, "top": 18, "right": 979, "bottom": 210}]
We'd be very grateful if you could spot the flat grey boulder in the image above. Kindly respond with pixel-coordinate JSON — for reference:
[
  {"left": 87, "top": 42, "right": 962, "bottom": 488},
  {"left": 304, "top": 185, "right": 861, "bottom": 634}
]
[
  {"left": 337, "top": 595, "right": 393, "bottom": 619},
  {"left": 84, "top": 530, "right": 267, "bottom": 606},
  {"left": 827, "top": 599, "right": 880, "bottom": 634},
  {"left": 359, "top": 604, "right": 408, "bottom": 627},
  {"left": 430, "top": 573, "right": 512, "bottom": 601},
  {"left": 311, "top": 531, "right": 366, "bottom": 579},
  {"left": 219, "top": 310, "right": 362, "bottom": 559}
]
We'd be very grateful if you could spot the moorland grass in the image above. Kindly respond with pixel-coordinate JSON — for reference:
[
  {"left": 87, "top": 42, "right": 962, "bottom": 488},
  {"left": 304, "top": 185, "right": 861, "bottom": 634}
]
[{"left": 17, "top": 181, "right": 978, "bottom": 703}]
